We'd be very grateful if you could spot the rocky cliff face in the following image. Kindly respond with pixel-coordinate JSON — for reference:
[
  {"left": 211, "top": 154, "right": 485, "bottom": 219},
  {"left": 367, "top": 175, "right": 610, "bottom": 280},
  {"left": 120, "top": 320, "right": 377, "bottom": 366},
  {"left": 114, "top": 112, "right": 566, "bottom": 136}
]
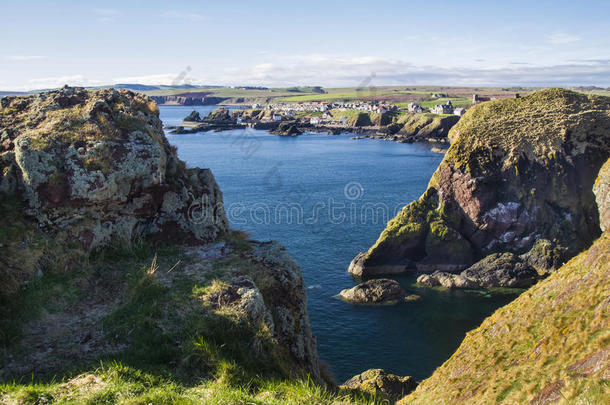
[
  {"left": 400, "top": 161, "right": 609, "bottom": 403},
  {"left": 0, "top": 86, "right": 229, "bottom": 250},
  {"left": 350, "top": 89, "right": 610, "bottom": 287}
]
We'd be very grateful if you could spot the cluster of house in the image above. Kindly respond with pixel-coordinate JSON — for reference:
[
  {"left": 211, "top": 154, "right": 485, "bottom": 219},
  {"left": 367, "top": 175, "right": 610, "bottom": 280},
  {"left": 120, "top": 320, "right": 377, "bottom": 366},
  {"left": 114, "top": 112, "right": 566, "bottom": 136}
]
[
  {"left": 408, "top": 101, "right": 467, "bottom": 117},
  {"left": 260, "top": 101, "right": 397, "bottom": 115},
  {"left": 244, "top": 93, "right": 500, "bottom": 125}
]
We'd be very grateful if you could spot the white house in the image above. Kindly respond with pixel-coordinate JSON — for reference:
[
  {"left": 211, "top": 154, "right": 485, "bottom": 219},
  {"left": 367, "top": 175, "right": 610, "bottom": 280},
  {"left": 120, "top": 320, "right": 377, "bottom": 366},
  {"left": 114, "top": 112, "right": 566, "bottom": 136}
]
[
  {"left": 310, "top": 116, "right": 322, "bottom": 125},
  {"left": 272, "top": 114, "right": 282, "bottom": 121},
  {"left": 339, "top": 116, "right": 348, "bottom": 125},
  {"left": 377, "top": 106, "right": 388, "bottom": 114},
  {"left": 454, "top": 108, "right": 466, "bottom": 116}
]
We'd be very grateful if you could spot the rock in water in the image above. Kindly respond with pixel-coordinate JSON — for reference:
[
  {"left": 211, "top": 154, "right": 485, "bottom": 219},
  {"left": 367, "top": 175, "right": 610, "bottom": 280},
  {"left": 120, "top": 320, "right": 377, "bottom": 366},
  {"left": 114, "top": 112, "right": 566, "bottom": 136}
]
[
  {"left": 339, "top": 279, "right": 406, "bottom": 304},
  {"left": 0, "top": 87, "right": 229, "bottom": 249},
  {"left": 350, "top": 89, "right": 610, "bottom": 287},
  {"left": 417, "top": 252, "right": 539, "bottom": 289},
  {"left": 341, "top": 369, "right": 418, "bottom": 401},
  {"left": 204, "top": 107, "right": 231, "bottom": 121}
]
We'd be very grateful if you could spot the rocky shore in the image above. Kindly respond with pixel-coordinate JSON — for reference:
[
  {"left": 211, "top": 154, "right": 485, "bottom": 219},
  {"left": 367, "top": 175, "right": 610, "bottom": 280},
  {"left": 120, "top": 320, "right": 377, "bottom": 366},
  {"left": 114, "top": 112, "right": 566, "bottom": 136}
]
[{"left": 168, "top": 107, "right": 460, "bottom": 144}]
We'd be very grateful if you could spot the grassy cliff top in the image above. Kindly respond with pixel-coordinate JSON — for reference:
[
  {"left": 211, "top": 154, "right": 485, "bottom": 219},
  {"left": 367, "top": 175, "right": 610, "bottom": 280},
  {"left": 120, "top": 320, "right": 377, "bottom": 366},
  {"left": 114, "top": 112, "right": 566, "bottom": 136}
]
[
  {"left": 446, "top": 88, "right": 610, "bottom": 174},
  {"left": 402, "top": 232, "right": 610, "bottom": 404}
]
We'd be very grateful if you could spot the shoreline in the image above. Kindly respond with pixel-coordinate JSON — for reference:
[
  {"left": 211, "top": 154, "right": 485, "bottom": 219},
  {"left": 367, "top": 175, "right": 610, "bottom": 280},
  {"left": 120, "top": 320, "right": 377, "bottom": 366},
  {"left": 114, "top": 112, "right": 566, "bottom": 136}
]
[{"left": 164, "top": 120, "right": 452, "bottom": 146}]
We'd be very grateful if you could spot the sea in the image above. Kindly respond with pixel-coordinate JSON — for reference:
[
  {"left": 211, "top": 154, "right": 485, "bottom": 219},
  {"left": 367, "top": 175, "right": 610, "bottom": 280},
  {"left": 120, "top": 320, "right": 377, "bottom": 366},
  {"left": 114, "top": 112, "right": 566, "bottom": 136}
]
[{"left": 160, "top": 105, "right": 519, "bottom": 382}]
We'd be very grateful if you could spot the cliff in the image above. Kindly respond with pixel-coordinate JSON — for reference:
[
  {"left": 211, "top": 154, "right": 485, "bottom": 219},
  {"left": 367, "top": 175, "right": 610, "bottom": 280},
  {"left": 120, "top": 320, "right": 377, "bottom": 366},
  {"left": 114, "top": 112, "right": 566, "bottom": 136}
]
[
  {"left": 0, "top": 88, "right": 328, "bottom": 402},
  {"left": 400, "top": 163, "right": 610, "bottom": 403},
  {"left": 350, "top": 89, "right": 610, "bottom": 288}
]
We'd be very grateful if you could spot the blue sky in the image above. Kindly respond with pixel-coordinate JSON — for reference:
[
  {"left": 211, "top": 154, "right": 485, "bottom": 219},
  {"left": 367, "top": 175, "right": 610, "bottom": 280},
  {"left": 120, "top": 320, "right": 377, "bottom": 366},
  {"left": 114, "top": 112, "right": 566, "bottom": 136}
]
[{"left": 1, "top": 0, "right": 609, "bottom": 90}]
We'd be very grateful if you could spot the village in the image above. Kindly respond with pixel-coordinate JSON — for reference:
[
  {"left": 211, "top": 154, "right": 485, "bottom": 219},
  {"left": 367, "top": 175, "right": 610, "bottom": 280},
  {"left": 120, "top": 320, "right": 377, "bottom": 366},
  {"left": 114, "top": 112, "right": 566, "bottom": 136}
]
[{"left": 246, "top": 94, "right": 496, "bottom": 127}]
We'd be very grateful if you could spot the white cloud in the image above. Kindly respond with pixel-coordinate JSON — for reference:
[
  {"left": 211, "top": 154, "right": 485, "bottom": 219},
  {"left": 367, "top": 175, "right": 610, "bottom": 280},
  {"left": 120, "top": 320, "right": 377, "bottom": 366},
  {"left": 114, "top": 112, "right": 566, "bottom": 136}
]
[
  {"left": 93, "top": 8, "right": 121, "bottom": 23},
  {"left": 161, "top": 10, "right": 206, "bottom": 21},
  {"left": 6, "top": 56, "right": 610, "bottom": 91},
  {"left": 4, "top": 55, "right": 47, "bottom": 61},
  {"left": 547, "top": 32, "right": 581, "bottom": 45},
  {"left": 112, "top": 73, "right": 187, "bottom": 85},
  {"left": 25, "top": 75, "right": 104, "bottom": 90}
]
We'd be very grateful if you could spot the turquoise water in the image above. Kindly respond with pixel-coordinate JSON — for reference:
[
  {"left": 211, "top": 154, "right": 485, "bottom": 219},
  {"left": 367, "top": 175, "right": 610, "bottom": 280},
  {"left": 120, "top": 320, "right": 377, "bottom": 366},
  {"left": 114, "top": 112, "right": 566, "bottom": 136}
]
[{"left": 160, "top": 106, "right": 519, "bottom": 382}]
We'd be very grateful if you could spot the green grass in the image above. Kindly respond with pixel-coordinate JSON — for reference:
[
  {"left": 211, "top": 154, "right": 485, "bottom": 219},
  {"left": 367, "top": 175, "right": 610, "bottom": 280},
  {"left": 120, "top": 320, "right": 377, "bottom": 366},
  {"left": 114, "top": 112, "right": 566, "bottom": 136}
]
[
  {"left": 0, "top": 361, "right": 379, "bottom": 404},
  {"left": 0, "top": 230, "right": 386, "bottom": 404}
]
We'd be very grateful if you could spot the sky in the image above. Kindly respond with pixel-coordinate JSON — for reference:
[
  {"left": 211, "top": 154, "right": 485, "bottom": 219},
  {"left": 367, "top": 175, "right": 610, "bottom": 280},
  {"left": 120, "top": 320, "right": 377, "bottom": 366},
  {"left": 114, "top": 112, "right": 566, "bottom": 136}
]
[{"left": 1, "top": 0, "right": 609, "bottom": 90}]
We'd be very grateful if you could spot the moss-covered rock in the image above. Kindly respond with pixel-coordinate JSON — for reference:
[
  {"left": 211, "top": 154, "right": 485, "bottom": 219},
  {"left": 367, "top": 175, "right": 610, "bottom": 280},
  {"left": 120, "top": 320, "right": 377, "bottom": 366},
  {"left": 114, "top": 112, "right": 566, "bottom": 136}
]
[
  {"left": 350, "top": 89, "right": 610, "bottom": 285},
  {"left": 341, "top": 369, "right": 417, "bottom": 402},
  {"left": 401, "top": 231, "right": 610, "bottom": 404},
  {"left": 396, "top": 113, "right": 459, "bottom": 142}
]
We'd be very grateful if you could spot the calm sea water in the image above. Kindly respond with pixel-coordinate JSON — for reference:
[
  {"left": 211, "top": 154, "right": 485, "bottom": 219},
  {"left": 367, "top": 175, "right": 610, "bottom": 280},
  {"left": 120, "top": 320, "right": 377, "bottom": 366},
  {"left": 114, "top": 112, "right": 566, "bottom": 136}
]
[{"left": 160, "top": 106, "right": 519, "bottom": 382}]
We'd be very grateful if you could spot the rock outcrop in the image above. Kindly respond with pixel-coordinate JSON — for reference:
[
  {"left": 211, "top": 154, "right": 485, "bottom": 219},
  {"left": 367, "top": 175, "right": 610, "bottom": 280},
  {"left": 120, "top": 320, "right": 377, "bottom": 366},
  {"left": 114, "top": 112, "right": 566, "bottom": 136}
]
[
  {"left": 0, "top": 86, "right": 229, "bottom": 250},
  {"left": 350, "top": 89, "right": 610, "bottom": 287},
  {"left": 270, "top": 122, "right": 303, "bottom": 137},
  {"left": 341, "top": 369, "right": 418, "bottom": 402},
  {"left": 339, "top": 279, "right": 407, "bottom": 304}
]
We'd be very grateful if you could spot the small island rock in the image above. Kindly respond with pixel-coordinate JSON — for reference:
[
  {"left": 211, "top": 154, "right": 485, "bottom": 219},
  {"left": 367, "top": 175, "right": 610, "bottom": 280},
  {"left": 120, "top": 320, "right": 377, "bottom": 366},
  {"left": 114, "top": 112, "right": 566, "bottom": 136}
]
[{"left": 339, "top": 279, "right": 406, "bottom": 304}]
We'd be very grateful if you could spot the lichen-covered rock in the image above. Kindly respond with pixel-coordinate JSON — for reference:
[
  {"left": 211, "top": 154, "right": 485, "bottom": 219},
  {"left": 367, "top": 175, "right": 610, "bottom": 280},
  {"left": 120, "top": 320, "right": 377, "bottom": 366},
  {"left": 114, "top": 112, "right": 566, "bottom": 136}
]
[
  {"left": 339, "top": 279, "right": 406, "bottom": 304},
  {"left": 593, "top": 158, "right": 610, "bottom": 231},
  {"left": 351, "top": 89, "right": 610, "bottom": 286},
  {"left": 341, "top": 369, "right": 418, "bottom": 402},
  {"left": 0, "top": 86, "right": 229, "bottom": 250}
]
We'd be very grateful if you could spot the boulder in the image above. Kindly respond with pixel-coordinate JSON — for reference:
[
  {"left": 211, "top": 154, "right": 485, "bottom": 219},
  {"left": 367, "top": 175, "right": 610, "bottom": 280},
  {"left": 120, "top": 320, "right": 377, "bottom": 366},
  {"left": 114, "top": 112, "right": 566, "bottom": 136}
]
[
  {"left": 339, "top": 279, "right": 406, "bottom": 304},
  {"left": 351, "top": 89, "right": 610, "bottom": 286},
  {"left": 340, "top": 369, "right": 417, "bottom": 402}
]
